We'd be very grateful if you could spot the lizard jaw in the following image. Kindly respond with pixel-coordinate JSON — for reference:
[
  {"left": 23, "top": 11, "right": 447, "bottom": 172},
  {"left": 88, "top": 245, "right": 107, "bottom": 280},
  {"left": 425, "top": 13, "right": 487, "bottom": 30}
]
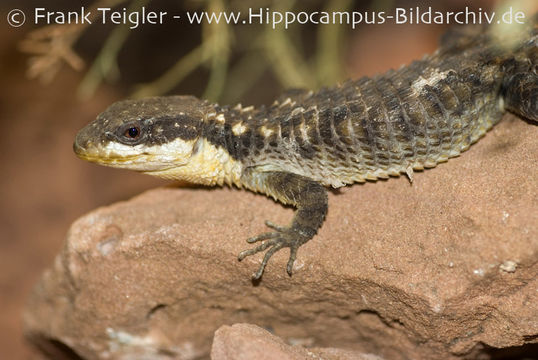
[{"left": 73, "top": 139, "right": 193, "bottom": 172}]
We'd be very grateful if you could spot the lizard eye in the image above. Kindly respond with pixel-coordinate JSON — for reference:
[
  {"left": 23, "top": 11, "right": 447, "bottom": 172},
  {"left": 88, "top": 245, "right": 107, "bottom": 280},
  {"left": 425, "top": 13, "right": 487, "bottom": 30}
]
[
  {"left": 116, "top": 122, "right": 146, "bottom": 144},
  {"left": 124, "top": 126, "right": 141, "bottom": 139}
]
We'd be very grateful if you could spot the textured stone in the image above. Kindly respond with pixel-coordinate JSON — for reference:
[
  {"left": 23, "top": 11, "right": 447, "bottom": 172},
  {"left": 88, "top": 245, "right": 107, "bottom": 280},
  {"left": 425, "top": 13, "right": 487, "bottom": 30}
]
[
  {"left": 23, "top": 116, "right": 537, "bottom": 359},
  {"left": 211, "top": 323, "right": 381, "bottom": 360}
]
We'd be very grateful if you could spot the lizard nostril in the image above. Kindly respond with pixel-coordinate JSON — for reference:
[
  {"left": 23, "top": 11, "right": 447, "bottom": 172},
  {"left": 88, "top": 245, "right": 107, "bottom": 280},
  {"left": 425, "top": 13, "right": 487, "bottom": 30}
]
[{"left": 105, "top": 131, "right": 115, "bottom": 141}]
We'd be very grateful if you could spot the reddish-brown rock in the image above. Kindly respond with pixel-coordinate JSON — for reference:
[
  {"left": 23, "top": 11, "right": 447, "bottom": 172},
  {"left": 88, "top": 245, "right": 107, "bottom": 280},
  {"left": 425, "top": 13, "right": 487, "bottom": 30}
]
[
  {"left": 23, "top": 116, "right": 537, "bottom": 359},
  {"left": 211, "top": 323, "right": 381, "bottom": 360}
]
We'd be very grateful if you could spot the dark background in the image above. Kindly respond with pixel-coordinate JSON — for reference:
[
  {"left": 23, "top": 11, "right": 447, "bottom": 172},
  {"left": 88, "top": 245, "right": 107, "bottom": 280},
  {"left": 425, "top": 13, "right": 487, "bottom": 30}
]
[{"left": 0, "top": 0, "right": 503, "bottom": 358}]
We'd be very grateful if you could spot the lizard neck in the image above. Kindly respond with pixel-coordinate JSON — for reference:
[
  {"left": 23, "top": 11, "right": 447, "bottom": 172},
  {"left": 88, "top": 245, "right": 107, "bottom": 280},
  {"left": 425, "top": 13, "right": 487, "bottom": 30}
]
[
  {"left": 144, "top": 101, "right": 267, "bottom": 187},
  {"left": 193, "top": 103, "right": 265, "bottom": 186},
  {"left": 144, "top": 136, "right": 245, "bottom": 187},
  {"left": 200, "top": 102, "right": 268, "bottom": 176}
]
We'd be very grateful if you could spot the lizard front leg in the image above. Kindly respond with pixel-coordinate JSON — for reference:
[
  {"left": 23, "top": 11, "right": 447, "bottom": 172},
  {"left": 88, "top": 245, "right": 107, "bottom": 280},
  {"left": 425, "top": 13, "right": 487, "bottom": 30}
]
[{"left": 238, "top": 170, "right": 328, "bottom": 280}]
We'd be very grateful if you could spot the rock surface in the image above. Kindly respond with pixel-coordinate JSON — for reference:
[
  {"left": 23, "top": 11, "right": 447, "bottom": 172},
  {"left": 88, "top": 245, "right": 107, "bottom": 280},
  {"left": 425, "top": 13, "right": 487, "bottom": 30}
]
[
  {"left": 211, "top": 323, "right": 380, "bottom": 360},
  {"left": 24, "top": 116, "right": 537, "bottom": 359}
]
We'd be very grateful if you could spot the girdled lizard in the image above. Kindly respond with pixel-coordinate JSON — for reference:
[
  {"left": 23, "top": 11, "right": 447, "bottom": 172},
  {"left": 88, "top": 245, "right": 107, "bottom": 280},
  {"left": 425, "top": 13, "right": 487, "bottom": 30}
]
[{"left": 74, "top": 18, "right": 537, "bottom": 280}]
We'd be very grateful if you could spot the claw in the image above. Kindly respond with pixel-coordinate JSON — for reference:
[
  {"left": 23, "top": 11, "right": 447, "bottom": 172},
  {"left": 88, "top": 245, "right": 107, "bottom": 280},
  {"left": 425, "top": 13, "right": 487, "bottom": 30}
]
[
  {"left": 239, "top": 219, "right": 308, "bottom": 280},
  {"left": 238, "top": 239, "right": 276, "bottom": 260},
  {"left": 264, "top": 220, "right": 287, "bottom": 232},
  {"left": 246, "top": 231, "right": 279, "bottom": 244},
  {"left": 286, "top": 246, "right": 298, "bottom": 276},
  {"left": 252, "top": 242, "right": 285, "bottom": 280},
  {"left": 253, "top": 266, "right": 265, "bottom": 280}
]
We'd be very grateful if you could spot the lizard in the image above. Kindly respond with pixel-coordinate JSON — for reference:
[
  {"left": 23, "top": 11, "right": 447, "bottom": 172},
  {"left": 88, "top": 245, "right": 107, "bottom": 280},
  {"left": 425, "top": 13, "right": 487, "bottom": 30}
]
[{"left": 74, "top": 17, "right": 537, "bottom": 280}]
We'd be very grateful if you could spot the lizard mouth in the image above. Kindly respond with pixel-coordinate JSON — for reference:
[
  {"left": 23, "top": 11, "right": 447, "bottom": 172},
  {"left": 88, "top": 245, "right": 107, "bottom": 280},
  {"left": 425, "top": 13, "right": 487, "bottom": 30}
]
[
  {"left": 75, "top": 153, "right": 140, "bottom": 164},
  {"left": 73, "top": 140, "right": 143, "bottom": 165},
  {"left": 73, "top": 139, "right": 191, "bottom": 173}
]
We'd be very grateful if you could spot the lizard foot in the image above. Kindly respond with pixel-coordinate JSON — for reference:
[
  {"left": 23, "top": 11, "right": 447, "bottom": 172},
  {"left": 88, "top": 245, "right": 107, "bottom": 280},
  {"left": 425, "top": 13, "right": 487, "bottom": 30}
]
[{"left": 238, "top": 220, "right": 306, "bottom": 280}]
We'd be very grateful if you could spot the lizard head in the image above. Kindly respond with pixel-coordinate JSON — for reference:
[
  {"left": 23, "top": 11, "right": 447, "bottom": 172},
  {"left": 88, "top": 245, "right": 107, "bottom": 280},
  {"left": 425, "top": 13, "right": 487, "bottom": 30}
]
[{"left": 74, "top": 96, "right": 210, "bottom": 173}]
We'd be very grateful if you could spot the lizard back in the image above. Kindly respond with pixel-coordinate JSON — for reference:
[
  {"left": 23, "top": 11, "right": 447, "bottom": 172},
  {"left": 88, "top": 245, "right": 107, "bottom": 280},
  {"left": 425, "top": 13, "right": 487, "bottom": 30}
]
[{"left": 203, "top": 20, "right": 536, "bottom": 188}]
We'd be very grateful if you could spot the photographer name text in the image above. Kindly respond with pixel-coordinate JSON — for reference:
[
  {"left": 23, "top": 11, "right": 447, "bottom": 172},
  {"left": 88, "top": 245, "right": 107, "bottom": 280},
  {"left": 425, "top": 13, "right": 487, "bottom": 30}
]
[{"left": 32, "top": 6, "right": 527, "bottom": 29}]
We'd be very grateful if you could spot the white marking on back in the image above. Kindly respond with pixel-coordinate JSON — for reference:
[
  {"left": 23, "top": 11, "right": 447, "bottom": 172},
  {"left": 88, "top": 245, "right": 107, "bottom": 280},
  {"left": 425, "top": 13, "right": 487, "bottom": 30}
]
[
  {"left": 260, "top": 125, "right": 274, "bottom": 137},
  {"left": 411, "top": 69, "right": 450, "bottom": 94},
  {"left": 279, "top": 97, "right": 295, "bottom": 107},
  {"left": 232, "top": 122, "right": 247, "bottom": 135},
  {"left": 215, "top": 114, "right": 226, "bottom": 123},
  {"left": 290, "top": 107, "right": 305, "bottom": 117}
]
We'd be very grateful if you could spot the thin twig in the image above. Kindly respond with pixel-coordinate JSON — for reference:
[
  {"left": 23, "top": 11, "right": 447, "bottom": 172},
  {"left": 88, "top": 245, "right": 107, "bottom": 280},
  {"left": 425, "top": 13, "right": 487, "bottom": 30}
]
[
  {"left": 131, "top": 39, "right": 216, "bottom": 98},
  {"left": 315, "top": 0, "right": 352, "bottom": 86},
  {"left": 263, "top": 0, "right": 315, "bottom": 89},
  {"left": 18, "top": 0, "right": 126, "bottom": 84},
  {"left": 202, "top": 0, "right": 232, "bottom": 101},
  {"left": 78, "top": 0, "right": 150, "bottom": 99}
]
